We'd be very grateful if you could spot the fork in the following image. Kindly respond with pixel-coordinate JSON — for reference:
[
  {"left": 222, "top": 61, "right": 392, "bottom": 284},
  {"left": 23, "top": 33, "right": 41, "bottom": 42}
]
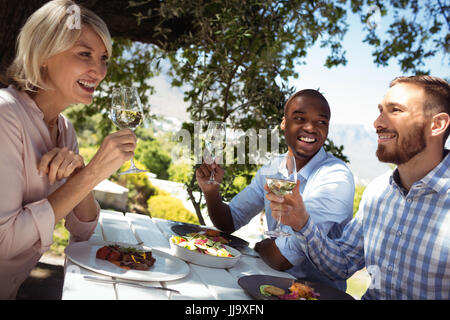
[{"left": 83, "top": 275, "right": 180, "bottom": 294}]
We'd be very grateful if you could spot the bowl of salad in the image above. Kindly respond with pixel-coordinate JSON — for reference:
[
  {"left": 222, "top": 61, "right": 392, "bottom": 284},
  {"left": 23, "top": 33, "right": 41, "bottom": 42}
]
[{"left": 169, "top": 233, "right": 241, "bottom": 268}]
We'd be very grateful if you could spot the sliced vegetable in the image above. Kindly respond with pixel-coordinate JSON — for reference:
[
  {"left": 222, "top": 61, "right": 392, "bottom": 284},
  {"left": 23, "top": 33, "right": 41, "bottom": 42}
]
[
  {"left": 170, "top": 234, "right": 234, "bottom": 258},
  {"left": 259, "top": 285, "right": 272, "bottom": 297}
]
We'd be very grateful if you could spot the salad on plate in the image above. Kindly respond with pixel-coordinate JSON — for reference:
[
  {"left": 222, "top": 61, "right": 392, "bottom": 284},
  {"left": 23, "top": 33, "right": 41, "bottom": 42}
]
[{"left": 170, "top": 234, "right": 234, "bottom": 258}]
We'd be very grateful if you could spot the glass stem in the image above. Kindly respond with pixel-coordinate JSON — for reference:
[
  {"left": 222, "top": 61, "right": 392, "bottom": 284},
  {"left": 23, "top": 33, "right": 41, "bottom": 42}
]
[
  {"left": 129, "top": 157, "right": 137, "bottom": 169},
  {"left": 275, "top": 215, "right": 282, "bottom": 232}
]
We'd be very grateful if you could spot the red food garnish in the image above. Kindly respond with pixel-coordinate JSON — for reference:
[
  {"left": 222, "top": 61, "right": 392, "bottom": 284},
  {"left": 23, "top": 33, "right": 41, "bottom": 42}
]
[
  {"left": 106, "top": 250, "right": 121, "bottom": 262},
  {"left": 96, "top": 246, "right": 111, "bottom": 259},
  {"left": 194, "top": 239, "right": 207, "bottom": 245},
  {"left": 279, "top": 292, "right": 299, "bottom": 300}
]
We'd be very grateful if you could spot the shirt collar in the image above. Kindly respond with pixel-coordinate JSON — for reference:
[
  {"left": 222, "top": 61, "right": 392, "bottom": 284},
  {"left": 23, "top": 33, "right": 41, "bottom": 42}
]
[
  {"left": 420, "top": 149, "right": 450, "bottom": 194},
  {"left": 390, "top": 149, "right": 450, "bottom": 194},
  {"left": 277, "top": 147, "right": 327, "bottom": 181}
]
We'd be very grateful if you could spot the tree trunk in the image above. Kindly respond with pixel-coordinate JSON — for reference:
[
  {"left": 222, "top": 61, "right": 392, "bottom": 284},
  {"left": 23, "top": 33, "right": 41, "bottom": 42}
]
[
  {"left": 185, "top": 169, "right": 206, "bottom": 225},
  {"left": 0, "top": 0, "right": 194, "bottom": 87},
  {"left": 186, "top": 187, "right": 205, "bottom": 226}
]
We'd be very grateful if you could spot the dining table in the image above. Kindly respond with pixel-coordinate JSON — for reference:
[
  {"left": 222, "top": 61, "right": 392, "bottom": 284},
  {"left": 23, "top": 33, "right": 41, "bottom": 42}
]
[{"left": 62, "top": 209, "right": 297, "bottom": 301}]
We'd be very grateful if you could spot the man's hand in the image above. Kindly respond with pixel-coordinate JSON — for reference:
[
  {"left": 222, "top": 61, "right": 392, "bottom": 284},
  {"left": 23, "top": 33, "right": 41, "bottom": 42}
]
[
  {"left": 264, "top": 180, "right": 309, "bottom": 232},
  {"left": 194, "top": 161, "right": 236, "bottom": 233},
  {"left": 195, "top": 161, "right": 225, "bottom": 193},
  {"left": 254, "top": 238, "right": 293, "bottom": 271},
  {"left": 38, "top": 147, "right": 84, "bottom": 184}
]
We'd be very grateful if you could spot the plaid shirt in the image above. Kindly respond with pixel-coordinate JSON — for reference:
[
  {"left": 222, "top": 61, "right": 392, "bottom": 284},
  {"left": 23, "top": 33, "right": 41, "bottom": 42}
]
[{"left": 298, "top": 150, "right": 450, "bottom": 299}]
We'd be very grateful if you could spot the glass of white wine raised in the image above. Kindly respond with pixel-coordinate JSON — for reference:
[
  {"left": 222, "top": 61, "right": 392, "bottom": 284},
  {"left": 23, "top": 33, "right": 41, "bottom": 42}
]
[
  {"left": 264, "top": 154, "right": 297, "bottom": 238},
  {"left": 110, "top": 86, "right": 147, "bottom": 175}
]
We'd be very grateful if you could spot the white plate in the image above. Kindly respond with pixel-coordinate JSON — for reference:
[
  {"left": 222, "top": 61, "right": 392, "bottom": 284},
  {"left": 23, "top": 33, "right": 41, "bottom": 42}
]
[
  {"left": 65, "top": 241, "right": 189, "bottom": 281},
  {"left": 169, "top": 238, "right": 241, "bottom": 268}
]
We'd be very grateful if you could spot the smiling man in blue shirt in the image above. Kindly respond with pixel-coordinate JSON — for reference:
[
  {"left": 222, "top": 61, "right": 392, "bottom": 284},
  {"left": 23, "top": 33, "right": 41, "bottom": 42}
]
[
  {"left": 266, "top": 75, "right": 450, "bottom": 299},
  {"left": 196, "top": 89, "right": 355, "bottom": 291}
]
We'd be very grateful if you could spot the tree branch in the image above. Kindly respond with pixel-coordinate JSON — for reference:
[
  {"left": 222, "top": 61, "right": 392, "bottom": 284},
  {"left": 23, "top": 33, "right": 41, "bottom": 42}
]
[{"left": 436, "top": 0, "right": 450, "bottom": 29}]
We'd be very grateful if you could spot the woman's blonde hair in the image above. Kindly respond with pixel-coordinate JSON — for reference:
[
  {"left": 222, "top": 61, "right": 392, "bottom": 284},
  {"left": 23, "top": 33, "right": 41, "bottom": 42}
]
[{"left": 7, "top": 0, "right": 112, "bottom": 92}]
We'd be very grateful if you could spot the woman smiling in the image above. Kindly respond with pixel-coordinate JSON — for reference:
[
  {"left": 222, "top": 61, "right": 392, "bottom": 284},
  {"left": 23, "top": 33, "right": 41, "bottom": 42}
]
[{"left": 0, "top": 0, "right": 136, "bottom": 299}]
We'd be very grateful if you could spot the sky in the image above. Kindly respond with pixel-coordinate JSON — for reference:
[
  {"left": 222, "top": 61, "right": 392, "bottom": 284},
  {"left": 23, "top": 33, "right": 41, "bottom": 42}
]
[
  {"left": 290, "top": 10, "right": 450, "bottom": 129},
  {"left": 147, "top": 7, "right": 450, "bottom": 130}
]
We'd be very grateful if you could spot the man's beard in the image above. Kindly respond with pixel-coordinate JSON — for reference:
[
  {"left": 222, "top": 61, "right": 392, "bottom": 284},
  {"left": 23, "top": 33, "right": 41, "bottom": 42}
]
[{"left": 376, "top": 123, "right": 427, "bottom": 165}]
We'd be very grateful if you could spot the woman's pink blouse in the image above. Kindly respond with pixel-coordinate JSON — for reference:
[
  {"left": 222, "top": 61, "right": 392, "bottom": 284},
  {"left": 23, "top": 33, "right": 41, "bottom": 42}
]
[{"left": 0, "top": 86, "right": 99, "bottom": 299}]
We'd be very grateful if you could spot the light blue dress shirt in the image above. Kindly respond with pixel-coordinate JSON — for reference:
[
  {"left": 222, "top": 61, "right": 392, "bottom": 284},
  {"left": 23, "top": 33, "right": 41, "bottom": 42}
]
[
  {"left": 297, "top": 149, "right": 450, "bottom": 299},
  {"left": 229, "top": 148, "right": 355, "bottom": 290}
]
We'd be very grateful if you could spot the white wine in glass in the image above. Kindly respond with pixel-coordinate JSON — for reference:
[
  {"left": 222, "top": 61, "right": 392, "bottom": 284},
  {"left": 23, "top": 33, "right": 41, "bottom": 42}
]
[
  {"left": 265, "top": 154, "right": 297, "bottom": 238},
  {"left": 110, "top": 86, "right": 147, "bottom": 175},
  {"left": 110, "top": 109, "right": 143, "bottom": 131}
]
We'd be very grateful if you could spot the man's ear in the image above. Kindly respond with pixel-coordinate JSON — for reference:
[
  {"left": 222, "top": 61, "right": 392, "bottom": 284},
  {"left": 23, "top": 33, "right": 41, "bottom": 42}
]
[
  {"left": 280, "top": 116, "right": 286, "bottom": 131},
  {"left": 430, "top": 112, "right": 450, "bottom": 138}
]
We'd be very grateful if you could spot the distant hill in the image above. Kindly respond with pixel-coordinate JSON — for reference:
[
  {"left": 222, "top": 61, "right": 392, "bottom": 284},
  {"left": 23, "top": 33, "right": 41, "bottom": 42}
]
[
  {"left": 328, "top": 124, "right": 391, "bottom": 185},
  {"left": 148, "top": 115, "right": 183, "bottom": 134}
]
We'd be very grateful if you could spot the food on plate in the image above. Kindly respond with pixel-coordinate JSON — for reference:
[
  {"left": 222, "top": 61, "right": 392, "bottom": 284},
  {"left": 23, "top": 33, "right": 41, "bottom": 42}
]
[
  {"left": 281, "top": 282, "right": 320, "bottom": 300},
  {"left": 259, "top": 285, "right": 285, "bottom": 297},
  {"left": 96, "top": 245, "right": 155, "bottom": 271},
  {"left": 204, "top": 229, "right": 220, "bottom": 237},
  {"left": 170, "top": 234, "right": 234, "bottom": 257},
  {"left": 187, "top": 230, "right": 230, "bottom": 245},
  {"left": 266, "top": 177, "right": 296, "bottom": 196},
  {"left": 259, "top": 282, "right": 320, "bottom": 300}
]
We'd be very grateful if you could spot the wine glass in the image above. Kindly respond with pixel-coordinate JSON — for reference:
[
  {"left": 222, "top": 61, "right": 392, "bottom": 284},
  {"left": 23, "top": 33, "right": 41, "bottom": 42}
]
[
  {"left": 110, "top": 86, "right": 147, "bottom": 175},
  {"left": 264, "top": 153, "right": 297, "bottom": 238},
  {"left": 203, "top": 122, "right": 226, "bottom": 184}
]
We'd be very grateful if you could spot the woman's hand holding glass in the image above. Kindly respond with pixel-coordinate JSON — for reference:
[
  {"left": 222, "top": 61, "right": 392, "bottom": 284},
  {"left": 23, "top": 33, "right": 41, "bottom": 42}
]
[
  {"left": 38, "top": 130, "right": 137, "bottom": 185},
  {"left": 86, "top": 129, "right": 137, "bottom": 181}
]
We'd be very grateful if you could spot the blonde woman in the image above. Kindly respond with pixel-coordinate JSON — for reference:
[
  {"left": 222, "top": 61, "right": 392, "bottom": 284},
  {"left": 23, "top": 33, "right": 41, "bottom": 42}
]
[{"left": 0, "top": 0, "right": 136, "bottom": 299}]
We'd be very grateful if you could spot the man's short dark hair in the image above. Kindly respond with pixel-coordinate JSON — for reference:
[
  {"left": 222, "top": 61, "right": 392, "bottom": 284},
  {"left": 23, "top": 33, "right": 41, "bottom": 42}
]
[{"left": 284, "top": 89, "right": 330, "bottom": 117}]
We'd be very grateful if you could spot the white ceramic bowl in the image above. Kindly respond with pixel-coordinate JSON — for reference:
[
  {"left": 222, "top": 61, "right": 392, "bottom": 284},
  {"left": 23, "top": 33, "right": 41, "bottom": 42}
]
[{"left": 169, "top": 238, "right": 241, "bottom": 269}]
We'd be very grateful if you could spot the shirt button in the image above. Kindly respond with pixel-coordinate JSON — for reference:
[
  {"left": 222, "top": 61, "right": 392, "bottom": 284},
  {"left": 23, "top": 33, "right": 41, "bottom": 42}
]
[
  {"left": 387, "top": 265, "right": 394, "bottom": 272},
  {"left": 406, "top": 199, "right": 412, "bottom": 203},
  {"left": 397, "top": 231, "right": 402, "bottom": 237}
]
